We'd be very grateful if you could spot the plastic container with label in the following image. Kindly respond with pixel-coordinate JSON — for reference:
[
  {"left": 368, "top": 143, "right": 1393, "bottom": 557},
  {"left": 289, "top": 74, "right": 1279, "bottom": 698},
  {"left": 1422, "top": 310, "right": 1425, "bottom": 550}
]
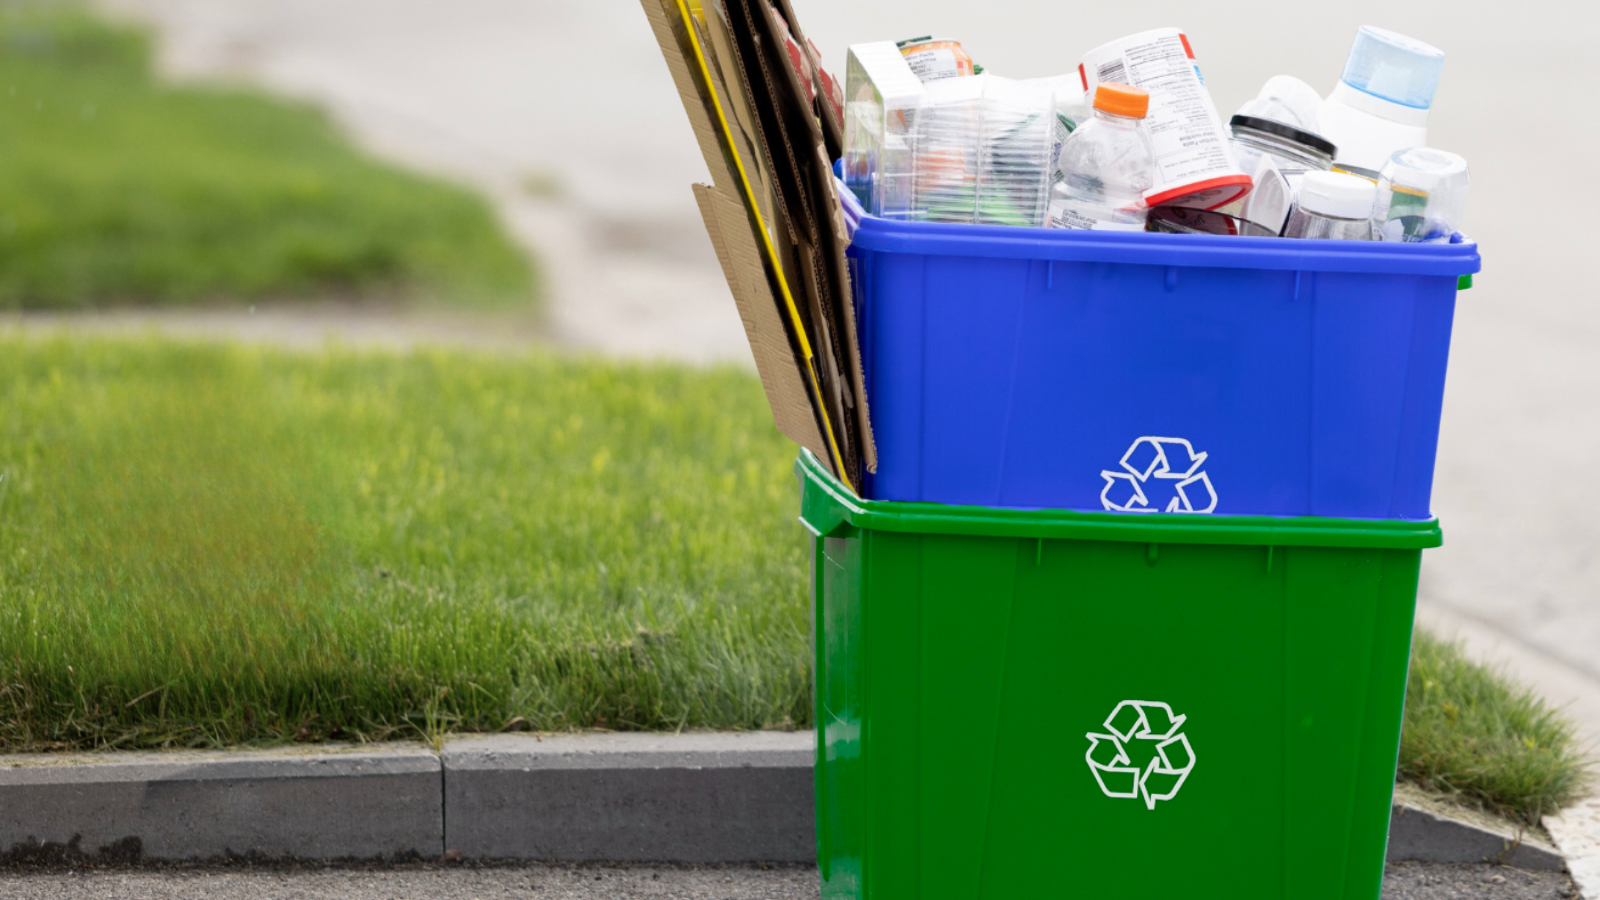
[
  {"left": 1285, "top": 170, "right": 1378, "bottom": 241},
  {"left": 1317, "top": 27, "right": 1445, "bottom": 176},
  {"left": 1078, "top": 28, "right": 1252, "bottom": 209}
]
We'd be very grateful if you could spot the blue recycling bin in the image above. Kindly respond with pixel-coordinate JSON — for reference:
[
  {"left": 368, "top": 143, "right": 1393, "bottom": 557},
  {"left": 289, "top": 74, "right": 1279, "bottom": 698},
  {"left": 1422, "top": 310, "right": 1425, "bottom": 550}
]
[{"left": 844, "top": 211, "right": 1480, "bottom": 520}]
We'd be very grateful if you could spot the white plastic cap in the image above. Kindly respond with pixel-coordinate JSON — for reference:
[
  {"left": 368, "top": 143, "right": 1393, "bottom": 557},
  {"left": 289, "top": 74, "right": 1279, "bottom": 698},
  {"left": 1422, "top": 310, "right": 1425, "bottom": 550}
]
[{"left": 1299, "top": 170, "right": 1377, "bottom": 219}]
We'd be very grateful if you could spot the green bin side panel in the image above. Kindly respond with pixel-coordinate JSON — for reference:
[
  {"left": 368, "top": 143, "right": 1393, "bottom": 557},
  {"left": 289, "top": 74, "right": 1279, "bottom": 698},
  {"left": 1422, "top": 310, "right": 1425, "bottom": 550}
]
[{"left": 812, "top": 526, "right": 1422, "bottom": 900}]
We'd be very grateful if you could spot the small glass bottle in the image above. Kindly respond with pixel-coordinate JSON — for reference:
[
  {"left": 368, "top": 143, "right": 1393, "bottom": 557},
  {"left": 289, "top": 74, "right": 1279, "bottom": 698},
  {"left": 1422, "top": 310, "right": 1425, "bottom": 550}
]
[{"left": 1284, "top": 171, "right": 1377, "bottom": 240}]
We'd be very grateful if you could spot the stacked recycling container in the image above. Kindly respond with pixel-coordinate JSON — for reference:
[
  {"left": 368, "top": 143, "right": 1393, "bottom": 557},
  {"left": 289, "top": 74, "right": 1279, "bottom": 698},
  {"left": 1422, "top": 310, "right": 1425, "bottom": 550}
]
[{"left": 799, "top": 193, "right": 1480, "bottom": 899}]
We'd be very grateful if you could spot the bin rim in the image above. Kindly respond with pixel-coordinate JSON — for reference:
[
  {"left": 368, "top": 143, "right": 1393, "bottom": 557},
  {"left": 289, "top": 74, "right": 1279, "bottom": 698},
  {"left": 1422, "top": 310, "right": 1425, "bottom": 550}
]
[
  {"left": 846, "top": 208, "right": 1480, "bottom": 278},
  {"left": 796, "top": 450, "right": 1442, "bottom": 549}
]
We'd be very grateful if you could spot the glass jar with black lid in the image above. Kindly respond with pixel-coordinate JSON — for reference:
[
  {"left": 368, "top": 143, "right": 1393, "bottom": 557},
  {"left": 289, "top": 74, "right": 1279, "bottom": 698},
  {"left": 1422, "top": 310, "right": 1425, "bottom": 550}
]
[{"left": 1229, "top": 114, "right": 1337, "bottom": 183}]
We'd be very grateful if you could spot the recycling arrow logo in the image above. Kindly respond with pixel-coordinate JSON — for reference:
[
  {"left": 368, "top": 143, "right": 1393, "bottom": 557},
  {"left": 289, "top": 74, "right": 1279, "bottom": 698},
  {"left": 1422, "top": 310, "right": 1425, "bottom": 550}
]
[
  {"left": 1100, "top": 436, "right": 1218, "bottom": 514},
  {"left": 1085, "top": 700, "right": 1196, "bottom": 810}
]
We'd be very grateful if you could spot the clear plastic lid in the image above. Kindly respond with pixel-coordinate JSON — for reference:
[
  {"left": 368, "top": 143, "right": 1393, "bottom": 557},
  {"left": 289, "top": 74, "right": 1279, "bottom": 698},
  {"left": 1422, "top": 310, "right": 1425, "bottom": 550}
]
[{"left": 1339, "top": 26, "right": 1445, "bottom": 110}]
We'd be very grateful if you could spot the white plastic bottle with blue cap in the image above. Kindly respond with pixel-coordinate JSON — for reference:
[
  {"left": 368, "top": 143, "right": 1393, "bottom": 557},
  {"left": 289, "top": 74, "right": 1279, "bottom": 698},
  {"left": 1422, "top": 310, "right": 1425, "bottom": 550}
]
[{"left": 1317, "top": 26, "right": 1445, "bottom": 178}]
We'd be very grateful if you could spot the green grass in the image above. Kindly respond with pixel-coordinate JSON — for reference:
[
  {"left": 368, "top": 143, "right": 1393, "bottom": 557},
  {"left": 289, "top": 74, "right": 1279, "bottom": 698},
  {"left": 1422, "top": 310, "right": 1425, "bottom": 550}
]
[
  {"left": 0, "top": 336, "right": 806, "bottom": 749},
  {"left": 0, "top": 336, "right": 1588, "bottom": 824},
  {"left": 0, "top": 6, "right": 534, "bottom": 309},
  {"left": 1400, "top": 630, "right": 1591, "bottom": 824}
]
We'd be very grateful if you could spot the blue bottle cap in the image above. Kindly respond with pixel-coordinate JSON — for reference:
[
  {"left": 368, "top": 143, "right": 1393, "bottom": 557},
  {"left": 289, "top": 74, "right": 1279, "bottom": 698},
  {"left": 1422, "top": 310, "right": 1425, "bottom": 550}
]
[{"left": 1339, "top": 26, "right": 1444, "bottom": 110}]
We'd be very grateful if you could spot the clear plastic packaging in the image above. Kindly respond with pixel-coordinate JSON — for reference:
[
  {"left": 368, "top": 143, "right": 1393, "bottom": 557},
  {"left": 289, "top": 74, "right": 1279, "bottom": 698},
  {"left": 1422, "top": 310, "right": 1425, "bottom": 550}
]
[
  {"left": 909, "top": 74, "right": 1058, "bottom": 227},
  {"left": 1375, "top": 148, "right": 1470, "bottom": 243},
  {"left": 1047, "top": 83, "right": 1154, "bottom": 231},
  {"left": 843, "top": 42, "right": 928, "bottom": 219}
]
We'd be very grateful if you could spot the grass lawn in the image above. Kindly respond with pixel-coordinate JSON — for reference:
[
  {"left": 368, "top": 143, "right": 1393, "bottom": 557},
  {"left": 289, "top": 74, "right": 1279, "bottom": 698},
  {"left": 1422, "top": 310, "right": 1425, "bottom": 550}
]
[
  {"left": 0, "top": 336, "right": 808, "bottom": 748},
  {"left": 0, "top": 6, "right": 533, "bottom": 309},
  {"left": 0, "top": 336, "right": 1587, "bottom": 825}
]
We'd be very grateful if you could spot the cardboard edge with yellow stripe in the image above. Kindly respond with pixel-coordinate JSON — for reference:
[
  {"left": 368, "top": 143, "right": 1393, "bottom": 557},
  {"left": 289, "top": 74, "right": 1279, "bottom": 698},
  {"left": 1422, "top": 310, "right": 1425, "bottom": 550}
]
[{"left": 640, "top": 0, "right": 857, "bottom": 490}]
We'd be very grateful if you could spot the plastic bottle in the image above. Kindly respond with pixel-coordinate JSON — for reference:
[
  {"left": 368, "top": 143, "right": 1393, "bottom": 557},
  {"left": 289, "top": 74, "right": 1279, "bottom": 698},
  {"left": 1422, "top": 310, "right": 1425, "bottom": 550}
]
[
  {"left": 1284, "top": 171, "right": 1377, "bottom": 240},
  {"left": 1046, "top": 84, "right": 1153, "bottom": 231},
  {"left": 1317, "top": 27, "right": 1445, "bottom": 177},
  {"left": 1375, "top": 147, "right": 1470, "bottom": 243}
]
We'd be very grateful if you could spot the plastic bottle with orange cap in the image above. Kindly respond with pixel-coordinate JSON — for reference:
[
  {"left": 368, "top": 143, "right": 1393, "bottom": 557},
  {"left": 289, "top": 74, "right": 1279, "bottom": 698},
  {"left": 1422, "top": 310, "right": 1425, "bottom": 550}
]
[{"left": 1046, "top": 83, "right": 1155, "bottom": 232}]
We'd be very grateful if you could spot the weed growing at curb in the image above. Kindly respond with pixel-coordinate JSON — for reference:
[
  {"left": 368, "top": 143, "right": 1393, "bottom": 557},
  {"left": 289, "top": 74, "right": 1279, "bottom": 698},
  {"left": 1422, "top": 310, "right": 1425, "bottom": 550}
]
[{"left": 1400, "top": 630, "right": 1592, "bottom": 824}]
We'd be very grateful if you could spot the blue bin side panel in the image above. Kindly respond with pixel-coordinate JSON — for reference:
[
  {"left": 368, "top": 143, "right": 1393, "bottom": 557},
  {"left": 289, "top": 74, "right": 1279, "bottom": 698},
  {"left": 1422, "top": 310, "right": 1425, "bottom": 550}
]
[{"left": 854, "top": 241, "right": 1464, "bottom": 520}]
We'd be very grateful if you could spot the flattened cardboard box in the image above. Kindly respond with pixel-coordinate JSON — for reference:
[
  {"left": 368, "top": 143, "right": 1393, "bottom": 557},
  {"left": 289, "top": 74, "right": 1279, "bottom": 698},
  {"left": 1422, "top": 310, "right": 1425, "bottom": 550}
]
[
  {"left": 641, "top": 0, "right": 875, "bottom": 486},
  {"left": 693, "top": 184, "right": 829, "bottom": 457}
]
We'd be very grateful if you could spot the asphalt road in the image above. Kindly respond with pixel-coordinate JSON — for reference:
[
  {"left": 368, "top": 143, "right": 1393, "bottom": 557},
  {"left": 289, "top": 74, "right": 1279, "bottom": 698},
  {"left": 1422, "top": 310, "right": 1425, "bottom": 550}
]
[{"left": 0, "top": 862, "right": 1577, "bottom": 900}]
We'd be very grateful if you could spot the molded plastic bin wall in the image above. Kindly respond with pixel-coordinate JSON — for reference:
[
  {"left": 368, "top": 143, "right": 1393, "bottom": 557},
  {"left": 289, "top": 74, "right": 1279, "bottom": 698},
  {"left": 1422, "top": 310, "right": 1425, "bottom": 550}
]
[
  {"left": 797, "top": 449, "right": 1439, "bottom": 900},
  {"left": 846, "top": 215, "right": 1481, "bottom": 519}
]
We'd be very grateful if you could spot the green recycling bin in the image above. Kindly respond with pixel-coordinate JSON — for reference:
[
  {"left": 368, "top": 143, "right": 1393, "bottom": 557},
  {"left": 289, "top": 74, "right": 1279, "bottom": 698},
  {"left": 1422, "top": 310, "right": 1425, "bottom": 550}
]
[{"left": 797, "top": 449, "right": 1439, "bottom": 900}]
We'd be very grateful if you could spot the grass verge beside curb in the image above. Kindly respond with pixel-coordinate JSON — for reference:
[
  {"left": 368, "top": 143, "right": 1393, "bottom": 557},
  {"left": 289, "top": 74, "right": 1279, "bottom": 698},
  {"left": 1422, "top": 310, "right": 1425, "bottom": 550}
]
[
  {"left": 0, "top": 336, "right": 806, "bottom": 748},
  {"left": 0, "top": 335, "right": 1588, "bottom": 827}
]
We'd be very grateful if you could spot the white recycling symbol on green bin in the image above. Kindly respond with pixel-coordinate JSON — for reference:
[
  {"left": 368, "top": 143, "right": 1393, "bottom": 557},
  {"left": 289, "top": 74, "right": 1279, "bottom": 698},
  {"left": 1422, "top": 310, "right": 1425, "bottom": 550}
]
[
  {"left": 1100, "top": 436, "right": 1218, "bottom": 514},
  {"left": 1085, "top": 700, "right": 1196, "bottom": 810}
]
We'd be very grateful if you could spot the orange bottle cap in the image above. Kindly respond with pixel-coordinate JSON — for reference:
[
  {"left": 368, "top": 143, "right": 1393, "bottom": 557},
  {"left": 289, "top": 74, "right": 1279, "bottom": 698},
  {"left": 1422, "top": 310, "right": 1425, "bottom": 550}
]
[{"left": 1093, "top": 83, "right": 1150, "bottom": 119}]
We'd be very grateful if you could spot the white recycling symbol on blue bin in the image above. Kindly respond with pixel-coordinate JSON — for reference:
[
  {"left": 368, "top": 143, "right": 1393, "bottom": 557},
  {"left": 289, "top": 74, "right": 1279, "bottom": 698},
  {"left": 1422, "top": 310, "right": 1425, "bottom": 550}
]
[
  {"left": 1085, "top": 700, "right": 1197, "bottom": 810},
  {"left": 1100, "top": 436, "right": 1218, "bottom": 514}
]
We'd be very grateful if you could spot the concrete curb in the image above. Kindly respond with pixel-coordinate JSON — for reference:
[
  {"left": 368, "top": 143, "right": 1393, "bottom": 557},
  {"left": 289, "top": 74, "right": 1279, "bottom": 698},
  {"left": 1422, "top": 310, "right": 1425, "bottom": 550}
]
[
  {"left": 1388, "top": 784, "right": 1565, "bottom": 871},
  {"left": 0, "top": 734, "right": 1572, "bottom": 870},
  {"left": 0, "top": 745, "right": 441, "bottom": 862},
  {"left": 1547, "top": 796, "right": 1600, "bottom": 898},
  {"left": 443, "top": 732, "right": 813, "bottom": 862}
]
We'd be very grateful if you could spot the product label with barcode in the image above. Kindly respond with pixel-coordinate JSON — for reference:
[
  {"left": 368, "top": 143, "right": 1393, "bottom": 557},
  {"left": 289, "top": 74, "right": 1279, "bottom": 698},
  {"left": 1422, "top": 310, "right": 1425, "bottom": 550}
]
[{"left": 1079, "top": 28, "right": 1248, "bottom": 208}]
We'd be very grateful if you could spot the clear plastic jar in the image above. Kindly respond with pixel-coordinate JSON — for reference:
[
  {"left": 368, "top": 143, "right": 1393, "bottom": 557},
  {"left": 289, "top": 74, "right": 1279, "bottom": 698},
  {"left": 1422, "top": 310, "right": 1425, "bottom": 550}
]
[{"left": 1284, "top": 170, "right": 1376, "bottom": 241}]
